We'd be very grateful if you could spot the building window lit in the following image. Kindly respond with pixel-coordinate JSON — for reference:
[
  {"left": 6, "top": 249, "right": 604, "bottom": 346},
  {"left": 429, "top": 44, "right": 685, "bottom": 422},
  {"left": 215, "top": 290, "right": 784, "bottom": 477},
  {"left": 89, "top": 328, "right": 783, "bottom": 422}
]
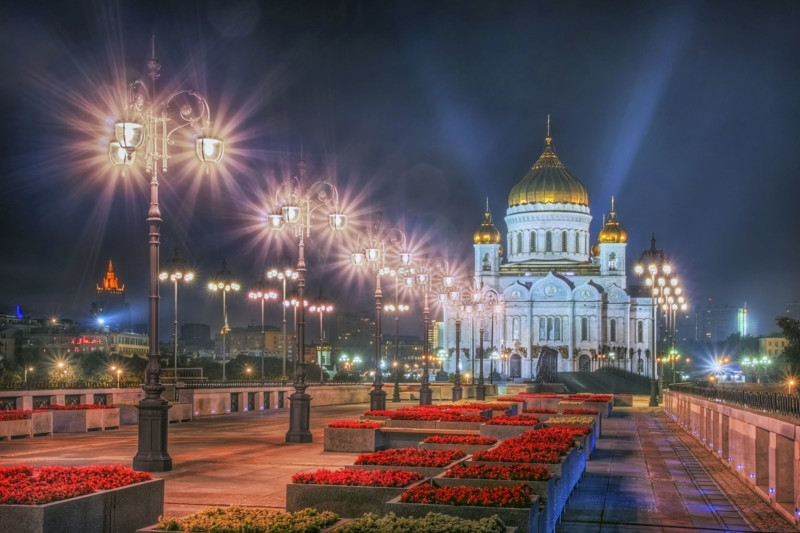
[
  {"left": 581, "top": 317, "right": 588, "bottom": 341},
  {"left": 610, "top": 319, "right": 616, "bottom": 342},
  {"left": 637, "top": 320, "right": 643, "bottom": 343}
]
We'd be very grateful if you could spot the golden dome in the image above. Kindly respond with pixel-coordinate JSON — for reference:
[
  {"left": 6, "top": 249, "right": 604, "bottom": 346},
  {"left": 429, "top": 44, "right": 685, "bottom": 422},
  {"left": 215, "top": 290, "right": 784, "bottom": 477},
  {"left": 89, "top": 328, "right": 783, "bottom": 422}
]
[
  {"left": 597, "top": 197, "right": 628, "bottom": 244},
  {"left": 508, "top": 118, "right": 589, "bottom": 208},
  {"left": 473, "top": 198, "right": 502, "bottom": 244}
]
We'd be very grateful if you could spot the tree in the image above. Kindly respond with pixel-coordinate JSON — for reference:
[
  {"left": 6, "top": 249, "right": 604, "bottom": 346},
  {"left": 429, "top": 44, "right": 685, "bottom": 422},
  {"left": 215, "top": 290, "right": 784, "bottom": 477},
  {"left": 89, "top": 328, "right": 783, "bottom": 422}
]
[{"left": 776, "top": 317, "right": 800, "bottom": 370}]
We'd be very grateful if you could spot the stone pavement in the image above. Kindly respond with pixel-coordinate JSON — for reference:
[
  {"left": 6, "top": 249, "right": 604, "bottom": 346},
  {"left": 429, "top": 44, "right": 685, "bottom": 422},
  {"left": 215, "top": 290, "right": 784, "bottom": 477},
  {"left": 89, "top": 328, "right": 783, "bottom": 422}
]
[{"left": 0, "top": 399, "right": 797, "bottom": 532}]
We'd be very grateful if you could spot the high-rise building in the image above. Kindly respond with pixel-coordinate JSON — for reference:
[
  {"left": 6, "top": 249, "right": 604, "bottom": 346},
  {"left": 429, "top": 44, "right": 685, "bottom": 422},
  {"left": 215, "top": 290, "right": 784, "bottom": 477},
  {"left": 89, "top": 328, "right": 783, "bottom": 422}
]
[
  {"left": 91, "top": 260, "right": 129, "bottom": 330},
  {"left": 181, "top": 323, "right": 212, "bottom": 350},
  {"left": 695, "top": 304, "right": 741, "bottom": 343},
  {"left": 335, "top": 311, "right": 374, "bottom": 350}
]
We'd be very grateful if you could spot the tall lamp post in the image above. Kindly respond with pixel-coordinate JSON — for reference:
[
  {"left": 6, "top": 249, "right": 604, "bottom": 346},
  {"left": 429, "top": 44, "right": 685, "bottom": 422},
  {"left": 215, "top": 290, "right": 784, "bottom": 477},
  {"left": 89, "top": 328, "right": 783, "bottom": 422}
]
[
  {"left": 159, "top": 247, "right": 194, "bottom": 399},
  {"left": 385, "top": 276, "right": 410, "bottom": 402},
  {"left": 351, "top": 218, "right": 412, "bottom": 412},
  {"left": 439, "top": 279, "right": 472, "bottom": 401},
  {"left": 309, "top": 299, "right": 334, "bottom": 383},
  {"left": 473, "top": 290, "right": 500, "bottom": 400},
  {"left": 267, "top": 268, "right": 298, "bottom": 377},
  {"left": 248, "top": 279, "right": 278, "bottom": 380},
  {"left": 634, "top": 261, "right": 671, "bottom": 407},
  {"left": 267, "top": 160, "right": 347, "bottom": 443},
  {"left": 109, "top": 38, "right": 223, "bottom": 472},
  {"left": 208, "top": 261, "right": 240, "bottom": 381}
]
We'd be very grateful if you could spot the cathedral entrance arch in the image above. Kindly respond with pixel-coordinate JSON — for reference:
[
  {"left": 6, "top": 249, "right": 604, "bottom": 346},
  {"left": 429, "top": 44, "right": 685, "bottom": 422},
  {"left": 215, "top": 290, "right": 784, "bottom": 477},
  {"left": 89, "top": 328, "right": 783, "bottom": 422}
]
[
  {"left": 578, "top": 354, "right": 591, "bottom": 372},
  {"left": 536, "top": 347, "right": 559, "bottom": 382},
  {"left": 509, "top": 354, "right": 522, "bottom": 379}
]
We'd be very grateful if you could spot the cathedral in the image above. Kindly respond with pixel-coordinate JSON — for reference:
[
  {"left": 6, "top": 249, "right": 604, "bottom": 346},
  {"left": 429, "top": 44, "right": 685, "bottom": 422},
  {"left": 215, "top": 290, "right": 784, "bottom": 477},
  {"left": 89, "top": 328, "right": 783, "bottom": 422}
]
[{"left": 441, "top": 122, "right": 655, "bottom": 381}]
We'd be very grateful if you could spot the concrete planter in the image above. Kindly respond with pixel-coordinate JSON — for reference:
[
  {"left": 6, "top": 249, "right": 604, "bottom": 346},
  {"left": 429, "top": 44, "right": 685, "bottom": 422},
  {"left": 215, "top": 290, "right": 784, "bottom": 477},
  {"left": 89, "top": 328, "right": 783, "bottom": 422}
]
[
  {"left": 385, "top": 419, "right": 438, "bottom": 429},
  {"left": 0, "top": 478, "right": 164, "bottom": 533},
  {"left": 0, "top": 419, "right": 31, "bottom": 440},
  {"left": 119, "top": 403, "right": 191, "bottom": 425},
  {"left": 346, "top": 457, "right": 465, "bottom": 479},
  {"left": 30, "top": 412, "right": 53, "bottom": 437},
  {"left": 51, "top": 408, "right": 119, "bottom": 433},
  {"left": 580, "top": 401, "right": 611, "bottom": 417},
  {"left": 286, "top": 482, "right": 410, "bottom": 517},
  {"left": 434, "top": 420, "right": 484, "bottom": 431},
  {"left": 385, "top": 483, "right": 540, "bottom": 533},
  {"left": 480, "top": 423, "right": 540, "bottom": 441},
  {"left": 323, "top": 427, "right": 384, "bottom": 453},
  {"left": 418, "top": 441, "right": 496, "bottom": 455}
]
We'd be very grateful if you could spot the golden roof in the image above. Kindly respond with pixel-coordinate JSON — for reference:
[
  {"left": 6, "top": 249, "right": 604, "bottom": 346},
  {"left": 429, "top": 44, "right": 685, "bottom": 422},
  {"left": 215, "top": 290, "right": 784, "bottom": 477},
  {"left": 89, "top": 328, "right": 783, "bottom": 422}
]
[
  {"left": 508, "top": 117, "right": 589, "bottom": 208},
  {"left": 597, "top": 197, "right": 627, "bottom": 244},
  {"left": 473, "top": 198, "right": 502, "bottom": 244}
]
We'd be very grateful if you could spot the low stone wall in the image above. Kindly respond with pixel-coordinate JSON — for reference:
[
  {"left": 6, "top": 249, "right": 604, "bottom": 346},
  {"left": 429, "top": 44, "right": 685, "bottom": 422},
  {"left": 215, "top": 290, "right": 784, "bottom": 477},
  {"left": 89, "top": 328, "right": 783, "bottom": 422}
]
[
  {"left": 51, "top": 408, "right": 119, "bottom": 433},
  {"left": 664, "top": 390, "right": 800, "bottom": 528}
]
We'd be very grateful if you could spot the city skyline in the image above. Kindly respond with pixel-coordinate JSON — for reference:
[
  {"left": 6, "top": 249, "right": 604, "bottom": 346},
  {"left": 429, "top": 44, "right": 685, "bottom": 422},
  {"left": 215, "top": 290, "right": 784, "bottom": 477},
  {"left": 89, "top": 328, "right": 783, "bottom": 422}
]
[{"left": 1, "top": 1, "right": 799, "bottom": 339}]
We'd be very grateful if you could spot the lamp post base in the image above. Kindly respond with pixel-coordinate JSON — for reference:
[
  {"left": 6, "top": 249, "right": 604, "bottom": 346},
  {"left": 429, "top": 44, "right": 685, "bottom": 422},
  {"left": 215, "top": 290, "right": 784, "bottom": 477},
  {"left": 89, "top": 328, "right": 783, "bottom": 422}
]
[
  {"left": 369, "top": 386, "right": 387, "bottom": 411},
  {"left": 476, "top": 383, "right": 486, "bottom": 401},
  {"left": 286, "top": 391, "right": 312, "bottom": 443},
  {"left": 451, "top": 385, "right": 462, "bottom": 402},
  {"left": 392, "top": 379, "right": 401, "bottom": 402},
  {"left": 418, "top": 382, "right": 432, "bottom": 405},
  {"left": 133, "top": 399, "right": 172, "bottom": 472},
  {"left": 649, "top": 379, "right": 659, "bottom": 407}
]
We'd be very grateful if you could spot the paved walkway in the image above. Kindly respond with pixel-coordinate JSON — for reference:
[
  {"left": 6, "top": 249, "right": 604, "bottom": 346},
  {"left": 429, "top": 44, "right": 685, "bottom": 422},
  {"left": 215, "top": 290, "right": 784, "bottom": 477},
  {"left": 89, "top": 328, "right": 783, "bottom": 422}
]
[{"left": 0, "top": 400, "right": 796, "bottom": 532}]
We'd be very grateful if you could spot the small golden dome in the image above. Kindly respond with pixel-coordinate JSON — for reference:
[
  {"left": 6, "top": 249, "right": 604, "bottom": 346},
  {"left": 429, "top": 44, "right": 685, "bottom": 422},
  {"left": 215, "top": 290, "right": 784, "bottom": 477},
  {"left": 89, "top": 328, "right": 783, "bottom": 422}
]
[
  {"left": 508, "top": 117, "right": 589, "bottom": 208},
  {"left": 597, "top": 197, "right": 627, "bottom": 244},
  {"left": 590, "top": 243, "right": 600, "bottom": 257},
  {"left": 473, "top": 198, "right": 502, "bottom": 245}
]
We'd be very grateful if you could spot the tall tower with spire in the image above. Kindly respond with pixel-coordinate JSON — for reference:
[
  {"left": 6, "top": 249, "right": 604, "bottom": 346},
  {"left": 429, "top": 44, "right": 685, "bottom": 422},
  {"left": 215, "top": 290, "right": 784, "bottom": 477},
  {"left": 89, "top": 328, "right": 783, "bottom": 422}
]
[
  {"left": 595, "top": 196, "right": 628, "bottom": 287},
  {"left": 92, "top": 259, "right": 129, "bottom": 329},
  {"left": 473, "top": 198, "right": 502, "bottom": 284}
]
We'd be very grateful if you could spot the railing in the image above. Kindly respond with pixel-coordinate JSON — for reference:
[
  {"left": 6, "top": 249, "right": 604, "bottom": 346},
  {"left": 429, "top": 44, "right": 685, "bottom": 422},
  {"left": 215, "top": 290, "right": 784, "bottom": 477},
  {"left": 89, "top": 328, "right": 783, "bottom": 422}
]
[
  {"left": 674, "top": 385, "right": 800, "bottom": 419},
  {"left": 180, "top": 380, "right": 373, "bottom": 389},
  {"left": 0, "top": 380, "right": 142, "bottom": 391}
]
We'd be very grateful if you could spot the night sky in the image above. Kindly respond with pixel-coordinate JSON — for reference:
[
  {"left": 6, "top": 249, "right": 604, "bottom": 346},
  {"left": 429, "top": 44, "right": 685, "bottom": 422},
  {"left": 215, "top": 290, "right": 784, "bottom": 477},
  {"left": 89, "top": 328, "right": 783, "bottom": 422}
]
[{"left": 1, "top": 0, "right": 798, "bottom": 339}]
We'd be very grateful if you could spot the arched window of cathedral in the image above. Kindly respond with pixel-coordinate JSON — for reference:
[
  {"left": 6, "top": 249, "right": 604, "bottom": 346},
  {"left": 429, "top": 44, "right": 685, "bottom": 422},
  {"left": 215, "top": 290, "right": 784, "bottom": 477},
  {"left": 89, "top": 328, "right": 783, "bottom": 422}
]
[
  {"left": 610, "top": 319, "right": 617, "bottom": 342},
  {"left": 530, "top": 231, "right": 536, "bottom": 252},
  {"left": 609, "top": 252, "right": 617, "bottom": 271},
  {"left": 575, "top": 231, "right": 579, "bottom": 253},
  {"left": 561, "top": 231, "right": 567, "bottom": 252},
  {"left": 581, "top": 317, "right": 588, "bottom": 341},
  {"left": 516, "top": 232, "right": 523, "bottom": 255},
  {"left": 512, "top": 317, "right": 520, "bottom": 341},
  {"left": 554, "top": 317, "right": 561, "bottom": 341},
  {"left": 546, "top": 317, "right": 553, "bottom": 340},
  {"left": 539, "top": 317, "right": 546, "bottom": 341},
  {"left": 482, "top": 253, "right": 491, "bottom": 271},
  {"left": 637, "top": 358, "right": 643, "bottom": 373},
  {"left": 546, "top": 231, "right": 552, "bottom": 252},
  {"left": 637, "top": 320, "right": 643, "bottom": 343}
]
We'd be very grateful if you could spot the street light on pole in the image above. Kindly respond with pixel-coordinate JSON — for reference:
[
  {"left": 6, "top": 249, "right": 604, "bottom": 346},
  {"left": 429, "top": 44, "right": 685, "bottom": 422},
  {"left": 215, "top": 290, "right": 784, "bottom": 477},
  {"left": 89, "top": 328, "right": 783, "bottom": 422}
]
[
  {"left": 351, "top": 217, "right": 412, "bottom": 412},
  {"left": 309, "top": 298, "right": 334, "bottom": 383},
  {"left": 159, "top": 247, "right": 194, "bottom": 399},
  {"left": 634, "top": 261, "right": 671, "bottom": 407},
  {"left": 385, "top": 271, "right": 410, "bottom": 402},
  {"left": 267, "top": 268, "right": 298, "bottom": 377},
  {"left": 248, "top": 279, "right": 278, "bottom": 380},
  {"left": 108, "top": 37, "right": 223, "bottom": 472},
  {"left": 267, "top": 159, "right": 347, "bottom": 443},
  {"left": 208, "top": 261, "right": 240, "bottom": 382}
]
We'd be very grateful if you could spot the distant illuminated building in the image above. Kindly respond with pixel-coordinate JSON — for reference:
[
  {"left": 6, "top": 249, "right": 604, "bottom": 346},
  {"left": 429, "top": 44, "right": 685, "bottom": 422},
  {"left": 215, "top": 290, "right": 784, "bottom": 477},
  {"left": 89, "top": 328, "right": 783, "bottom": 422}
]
[
  {"left": 737, "top": 304, "right": 748, "bottom": 337},
  {"left": 695, "top": 303, "right": 741, "bottom": 343},
  {"left": 91, "top": 259, "right": 130, "bottom": 330}
]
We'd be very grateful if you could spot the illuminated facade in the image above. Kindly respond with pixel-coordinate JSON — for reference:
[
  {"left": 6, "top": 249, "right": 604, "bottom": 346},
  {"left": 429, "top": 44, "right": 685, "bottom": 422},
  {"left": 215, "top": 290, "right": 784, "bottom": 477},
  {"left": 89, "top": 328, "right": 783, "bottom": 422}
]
[{"left": 442, "top": 123, "right": 653, "bottom": 380}]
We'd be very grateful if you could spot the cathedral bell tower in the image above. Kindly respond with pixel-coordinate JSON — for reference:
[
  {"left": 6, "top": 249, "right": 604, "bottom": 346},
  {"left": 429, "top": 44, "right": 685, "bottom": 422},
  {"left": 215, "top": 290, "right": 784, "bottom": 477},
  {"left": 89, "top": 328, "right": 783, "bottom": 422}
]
[
  {"left": 595, "top": 197, "right": 628, "bottom": 286},
  {"left": 473, "top": 198, "right": 502, "bottom": 284}
]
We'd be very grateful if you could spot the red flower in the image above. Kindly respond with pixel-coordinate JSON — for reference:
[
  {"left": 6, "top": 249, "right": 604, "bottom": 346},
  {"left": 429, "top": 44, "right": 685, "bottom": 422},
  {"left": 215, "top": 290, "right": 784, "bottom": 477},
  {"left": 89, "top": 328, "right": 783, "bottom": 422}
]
[
  {"left": 400, "top": 482, "right": 533, "bottom": 508},
  {"left": 444, "top": 463, "right": 552, "bottom": 481},
  {"left": 485, "top": 415, "right": 539, "bottom": 426},
  {"left": 0, "top": 465, "right": 151, "bottom": 505},
  {"left": 291, "top": 468, "right": 423, "bottom": 487},
  {"left": 561, "top": 408, "right": 599, "bottom": 415},
  {"left": 43, "top": 404, "right": 114, "bottom": 410},
  {"left": 327, "top": 420, "right": 384, "bottom": 429},
  {"left": 423, "top": 435, "right": 497, "bottom": 445},
  {"left": 354, "top": 448, "right": 465, "bottom": 467},
  {"left": 523, "top": 407, "right": 556, "bottom": 414}
]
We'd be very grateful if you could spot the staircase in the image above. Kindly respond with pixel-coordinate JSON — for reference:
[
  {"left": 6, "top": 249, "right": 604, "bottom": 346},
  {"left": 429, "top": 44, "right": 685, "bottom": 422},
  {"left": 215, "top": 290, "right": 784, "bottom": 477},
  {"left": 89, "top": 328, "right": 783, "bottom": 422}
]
[{"left": 556, "top": 368, "right": 652, "bottom": 395}]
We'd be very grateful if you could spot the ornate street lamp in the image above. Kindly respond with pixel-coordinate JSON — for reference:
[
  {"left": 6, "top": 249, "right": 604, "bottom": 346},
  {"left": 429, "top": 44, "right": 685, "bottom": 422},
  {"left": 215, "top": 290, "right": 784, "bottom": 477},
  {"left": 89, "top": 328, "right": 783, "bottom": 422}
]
[
  {"left": 248, "top": 278, "right": 278, "bottom": 380},
  {"left": 208, "top": 261, "right": 240, "bottom": 381},
  {"left": 401, "top": 257, "right": 453, "bottom": 405},
  {"left": 351, "top": 217, "right": 412, "bottom": 411},
  {"left": 472, "top": 289, "right": 500, "bottom": 401},
  {"left": 438, "top": 279, "right": 470, "bottom": 401},
  {"left": 267, "top": 268, "right": 298, "bottom": 377},
  {"left": 109, "top": 38, "right": 224, "bottom": 472},
  {"left": 267, "top": 160, "right": 347, "bottom": 443},
  {"left": 310, "top": 298, "right": 334, "bottom": 383},
  {"left": 385, "top": 271, "right": 410, "bottom": 402},
  {"left": 634, "top": 261, "right": 671, "bottom": 407},
  {"left": 159, "top": 247, "right": 194, "bottom": 400}
]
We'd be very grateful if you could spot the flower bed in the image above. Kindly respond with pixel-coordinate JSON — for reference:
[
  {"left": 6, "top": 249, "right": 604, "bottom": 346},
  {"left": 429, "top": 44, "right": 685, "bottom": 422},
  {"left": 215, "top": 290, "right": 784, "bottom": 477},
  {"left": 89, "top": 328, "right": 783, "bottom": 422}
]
[
  {"left": 480, "top": 416, "right": 541, "bottom": 441},
  {"left": 444, "top": 463, "right": 552, "bottom": 482},
  {"left": 0, "top": 411, "right": 52, "bottom": 439},
  {"left": 386, "top": 481, "right": 540, "bottom": 532},
  {"left": 148, "top": 506, "right": 338, "bottom": 532},
  {"left": 561, "top": 407, "right": 598, "bottom": 415},
  {"left": 0, "top": 465, "right": 163, "bottom": 533},
  {"left": 333, "top": 511, "right": 507, "bottom": 533},
  {"left": 418, "top": 435, "right": 497, "bottom": 455},
  {"left": 328, "top": 420, "right": 384, "bottom": 429},
  {"left": 523, "top": 407, "right": 557, "bottom": 414},
  {"left": 354, "top": 448, "right": 465, "bottom": 468},
  {"left": 485, "top": 415, "right": 539, "bottom": 426},
  {"left": 287, "top": 469, "right": 423, "bottom": 517}
]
